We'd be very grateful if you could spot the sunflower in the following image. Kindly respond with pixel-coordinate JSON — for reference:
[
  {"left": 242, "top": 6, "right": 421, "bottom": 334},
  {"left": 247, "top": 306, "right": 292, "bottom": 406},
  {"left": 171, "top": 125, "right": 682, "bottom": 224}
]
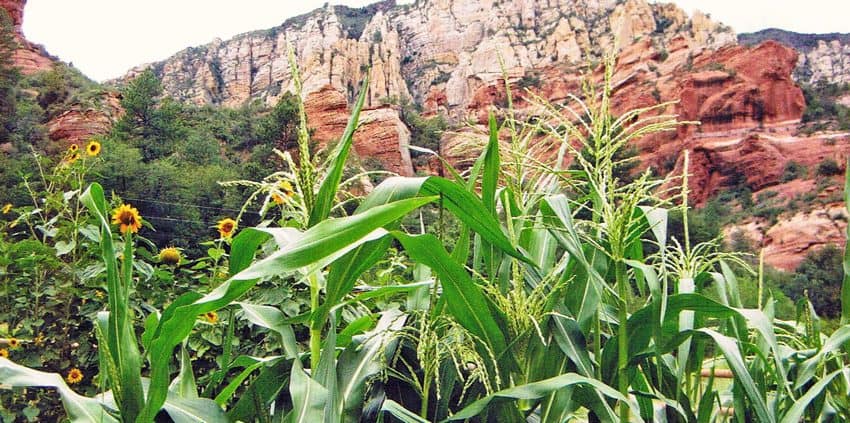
[
  {"left": 33, "top": 333, "right": 44, "bottom": 347},
  {"left": 203, "top": 311, "right": 218, "bottom": 324},
  {"left": 216, "top": 218, "right": 237, "bottom": 239},
  {"left": 2, "top": 203, "right": 11, "bottom": 214},
  {"left": 112, "top": 204, "right": 143, "bottom": 234},
  {"left": 67, "top": 152, "right": 81, "bottom": 164},
  {"left": 69, "top": 143, "right": 79, "bottom": 152},
  {"left": 66, "top": 368, "right": 84, "bottom": 384},
  {"left": 8, "top": 338, "right": 20, "bottom": 349},
  {"left": 271, "top": 193, "right": 285, "bottom": 205},
  {"left": 86, "top": 140, "right": 101, "bottom": 157},
  {"left": 0, "top": 348, "right": 7, "bottom": 358},
  {"left": 280, "top": 180, "right": 294, "bottom": 197},
  {"left": 159, "top": 247, "right": 181, "bottom": 265}
]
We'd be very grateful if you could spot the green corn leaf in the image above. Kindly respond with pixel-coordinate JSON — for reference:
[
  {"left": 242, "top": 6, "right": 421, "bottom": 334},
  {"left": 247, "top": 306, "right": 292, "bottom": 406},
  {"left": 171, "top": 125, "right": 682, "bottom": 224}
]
[
  {"left": 226, "top": 358, "right": 292, "bottom": 422},
  {"left": 80, "top": 183, "right": 144, "bottom": 421},
  {"left": 781, "top": 368, "right": 846, "bottom": 423},
  {"left": 393, "top": 231, "right": 508, "bottom": 356},
  {"left": 237, "top": 302, "right": 298, "bottom": 359},
  {"left": 213, "top": 356, "right": 282, "bottom": 407},
  {"left": 0, "top": 358, "right": 119, "bottom": 423},
  {"left": 161, "top": 395, "right": 227, "bottom": 423},
  {"left": 289, "top": 359, "right": 328, "bottom": 423},
  {"left": 697, "top": 329, "right": 775, "bottom": 423},
  {"left": 446, "top": 373, "right": 642, "bottom": 421},
  {"left": 137, "top": 196, "right": 434, "bottom": 422},
  {"left": 309, "top": 74, "right": 370, "bottom": 227},
  {"left": 360, "top": 176, "right": 530, "bottom": 264},
  {"left": 381, "top": 399, "right": 430, "bottom": 423},
  {"left": 315, "top": 236, "right": 392, "bottom": 330},
  {"left": 337, "top": 310, "right": 406, "bottom": 421},
  {"left": 482, "top": 111, "right": 500, "bottom": 217},
  {"left": 168, "top": 343, "right": 197, "bottom": 399},
  {"left": 795, "top": 325, "right": 850, "bottom": 389}
]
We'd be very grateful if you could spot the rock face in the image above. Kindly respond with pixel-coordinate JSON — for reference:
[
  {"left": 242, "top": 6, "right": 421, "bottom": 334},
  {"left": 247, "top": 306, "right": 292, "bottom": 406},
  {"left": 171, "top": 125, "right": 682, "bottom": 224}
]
[
  {"left": 304, "top": 85, "right": 413, "bottom": 175},
  {"left": 798, "top": 40, "right": 850, "bottom": 84},
  {"left": 739, "top": 29, "right": 850, "bottom": 85},
  {"left": 1, "top": 0, "right": 54, "bottom": 74},
  {"left": 117, "top": 0, "right": 735, "bottom": 114},
  {"left": 46, "top": 92, "right": 123, "bottom": 147},
  {"left": 727, "top": 203, "right": 848, "bottom": 271}
]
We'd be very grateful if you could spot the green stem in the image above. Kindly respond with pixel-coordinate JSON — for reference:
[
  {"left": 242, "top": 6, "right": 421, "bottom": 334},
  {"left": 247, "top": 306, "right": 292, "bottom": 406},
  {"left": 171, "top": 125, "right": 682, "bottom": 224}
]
[
  {"left": 616, "top": 260, "right": 630, "bottom": 422},
  {"left": 309, "top": 272, "right": 321, "bottom": 370},
  {"left": 420, "top": 376, "right": 431, "bottom": 419}
]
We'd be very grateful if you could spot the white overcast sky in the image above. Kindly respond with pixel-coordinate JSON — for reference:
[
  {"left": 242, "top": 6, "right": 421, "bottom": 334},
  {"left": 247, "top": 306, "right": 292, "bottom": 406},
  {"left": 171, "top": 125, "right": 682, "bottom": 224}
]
[{"left": 20, "top": 0, "right": 849, "bottom": 82}]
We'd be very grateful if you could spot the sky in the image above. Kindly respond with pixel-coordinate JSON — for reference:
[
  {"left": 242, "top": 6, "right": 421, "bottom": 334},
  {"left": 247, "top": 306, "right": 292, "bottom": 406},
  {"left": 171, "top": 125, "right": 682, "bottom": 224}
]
[{"left": 20, "top": 0, "right": 849, "bottom": 82}]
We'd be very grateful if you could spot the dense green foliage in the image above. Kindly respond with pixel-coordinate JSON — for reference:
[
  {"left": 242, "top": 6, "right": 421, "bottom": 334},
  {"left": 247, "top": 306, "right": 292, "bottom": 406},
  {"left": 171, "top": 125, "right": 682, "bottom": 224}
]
[
  {"left": 800, "top": 81, "right": 850, "bottom": 131},
  {"left": 783, "top": 244, "right": 845, "bottom": 318},
  {"left": 0, "top": 9, "right": 19, "bottom": 144}
]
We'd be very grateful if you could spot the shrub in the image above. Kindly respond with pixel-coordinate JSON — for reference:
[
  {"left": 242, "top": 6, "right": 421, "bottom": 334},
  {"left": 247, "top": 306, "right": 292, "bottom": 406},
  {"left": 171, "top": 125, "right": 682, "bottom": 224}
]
[
  {"left": 816, "top": 158, "right": 842, "bottom": 176},
  {"left": 782, "top": 161, "right": 807, "bottom": 181},
  {"left": 781, "top": 244, "right": 844, "bottom": 318}
]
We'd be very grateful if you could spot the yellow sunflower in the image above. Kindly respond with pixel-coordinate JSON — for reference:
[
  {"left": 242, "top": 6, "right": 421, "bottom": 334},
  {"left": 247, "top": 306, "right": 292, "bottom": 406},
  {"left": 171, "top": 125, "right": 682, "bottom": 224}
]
[
  {"left": 8, "top": 338, "right": 20, "bottom": 349},
  {"left": 111, "top": 204, "right": 143, "bottom": 235},
  {"left": 86, "top": 140, "right": 101, "bottom": 157},
  {"left": 271, "top": 180, "right": 295, "bottom": 205},
  {"left": 2, "top": 203, "right": 11, "bottom": 214},
  {"left": 280, "top": 180, "right": 294, "bottom": 197},
  {"left": 66, "top": 368, "right": 84, "bottom": 384},
  {"left": 159, "top": 247, "right": 181, "bottom": 265},
  {"left": 203, "top": 311, "right": 218, "bottom": 324},
  {"left": 67, "top": 152, "right": 81, "bottom": 164},
  {"left": 216, "top": 218, "right": 237, "bottom": 239},
  {"left": 0, "top": 348, "right": 8, "bottom": 358},
  {"left": 69, "top": 143, "right": 79, "bottom": 152}
]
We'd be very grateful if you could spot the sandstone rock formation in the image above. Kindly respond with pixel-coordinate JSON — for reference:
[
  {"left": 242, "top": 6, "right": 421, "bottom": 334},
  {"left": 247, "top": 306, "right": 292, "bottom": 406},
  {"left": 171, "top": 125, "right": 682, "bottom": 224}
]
[
  {"left": 116, "top": 0, "right": 736, "bottom": 115},
  {"left": 1, "top": 0, "right": 54, "bottom": 74},
  {"left": 739, "top": 29, "right": 850, "bottom": 85},
  {"left": 304, "top": 85, "right": 413, "bottom": 175},
  {"left": 726, "top": 203, "right": 848, "bottom": 271},
  {"left": 47, "top": 92, "right": 123, "bottom": 147}
]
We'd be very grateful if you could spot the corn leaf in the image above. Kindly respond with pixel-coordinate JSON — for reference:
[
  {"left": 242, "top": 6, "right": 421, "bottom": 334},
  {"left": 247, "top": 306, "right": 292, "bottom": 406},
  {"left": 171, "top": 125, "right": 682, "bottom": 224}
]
[
  {"left": 446, "top": 373, "right": 642, "bottom": 421},
  {"left": 0, "top": 358, "right": 119, "bottom": 423},
  {"left": 308, "top": 74, "right": 369, "bottom": 227}
]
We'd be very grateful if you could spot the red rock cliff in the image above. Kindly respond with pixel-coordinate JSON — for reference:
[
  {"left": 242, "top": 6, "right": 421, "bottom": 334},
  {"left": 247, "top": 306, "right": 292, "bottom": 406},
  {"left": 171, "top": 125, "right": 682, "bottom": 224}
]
[{"left": 1, "top": 0, "right": 54, "bottom": 74}]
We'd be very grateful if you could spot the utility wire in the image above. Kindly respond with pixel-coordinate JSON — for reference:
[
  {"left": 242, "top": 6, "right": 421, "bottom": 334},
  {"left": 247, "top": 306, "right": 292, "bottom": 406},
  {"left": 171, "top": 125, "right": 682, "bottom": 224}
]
[{"left": 119, "top": 196, "right": 260, "bottom": 216}]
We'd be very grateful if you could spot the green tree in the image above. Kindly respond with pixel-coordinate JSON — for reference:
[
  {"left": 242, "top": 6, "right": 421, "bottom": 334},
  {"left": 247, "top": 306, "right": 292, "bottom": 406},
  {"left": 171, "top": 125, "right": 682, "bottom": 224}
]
[
  {"left": 257, "top": 91, "right": 299, "bottom": 149},
  {"left": 113, "top": 69, "right": 161, "bottom": 138},
  {"left": 112, "top": 69, "right": 185, "bottom": 161},
  {"left": 0, "top": 9, "right": 20, "bottom": 143},
  {"left": 783, "top": 244, "right": 845, "bottom": 318}
]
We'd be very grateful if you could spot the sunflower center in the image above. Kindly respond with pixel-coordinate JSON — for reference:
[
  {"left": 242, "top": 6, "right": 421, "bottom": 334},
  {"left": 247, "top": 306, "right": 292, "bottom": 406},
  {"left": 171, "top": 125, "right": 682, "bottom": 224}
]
[{"left": 118, "top": 211, "right": 136, "bottom": 226}]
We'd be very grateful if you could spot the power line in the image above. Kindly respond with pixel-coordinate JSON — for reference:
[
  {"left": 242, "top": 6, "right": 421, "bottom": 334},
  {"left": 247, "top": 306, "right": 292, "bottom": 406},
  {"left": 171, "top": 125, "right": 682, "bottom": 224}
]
[
  {"left": 144, "top": 215, "right": 209, "bottom": 225},
  {"left": 119, "top": 196, "right": 260, "bottom": 216}
]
